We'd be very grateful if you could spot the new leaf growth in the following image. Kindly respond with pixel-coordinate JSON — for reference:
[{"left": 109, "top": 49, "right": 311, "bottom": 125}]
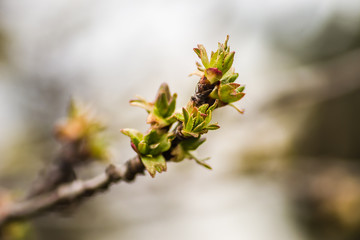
[{"left": 122, "top": 35, "right": 245, "bottom": 177}]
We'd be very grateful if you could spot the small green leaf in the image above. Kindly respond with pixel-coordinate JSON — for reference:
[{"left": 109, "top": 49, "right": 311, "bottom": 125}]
[
  {"left": 206, "top": 123, "right": 220, "bottom": 130},
  {"left": 182, "top": 107, "right": 189, "bottom": 125},
  {"left": 194, "top": 110, "right": 203, "bottom": 127},
  {"left": 181, "top": 130, "right": 200, "bottom": 138},
  {"left": 144, "top": 129, "right": 159, "bottom": 143},
  {"left": 197, "top": 44, "right": 209, "bottom": 68},
  {"left": 216, "top": 51, "right": 225, "bottom": 71},
  {"left": 223, "top": 51, "right": 235, "bottom": 74},
  {"left": 192, "top": 106, "right": 199, "bottom": 118},
  {"left": 223, "top": 72, "right": 239, "bottom": 84},
  {"left": 207, "top": 100, "right": 218, "bottom": 113},
  {"left": 165, "top": 93, "right": 177, "bottom": 117},
  {"left": 174, "top": 112, "right": 184, "bottom": 122},
  {"left": 198, "top": 104, "right": 209, "bottom": 113},
  {"left": 193, "top": 121, "right": 206, "bottom": 132},
  {"left": 121, "top": 128, "right": 143, "bottom": 146},
  {"left": 181, "top": 137, "right": 206, "bottom": 151},
  {"left": 193, "top": 48, "right": 201, "bottom": 59},
  {"left": 141, "top": 155, "right": 167, "bottom": 178},
  {"left": 152, "top": 135, "right": 171, "bottom": 155},
  {"left": 236, "top": 86, "right": 245, "bottom": 93},
  {"left": 204, "top": 109, "right": 212, "bottom": 125},
  {"left": 185, "top": 115, "right": 194, "bottom": 131}
]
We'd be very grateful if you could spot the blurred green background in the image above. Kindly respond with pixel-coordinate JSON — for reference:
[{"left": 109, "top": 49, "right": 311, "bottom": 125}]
[{"left": 1, "top": 0, "right": 360, "bottom": 239}]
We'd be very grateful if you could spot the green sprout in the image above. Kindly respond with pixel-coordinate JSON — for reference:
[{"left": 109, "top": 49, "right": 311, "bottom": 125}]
[
  {"left": 194, "top": 36, "right": 245, "bottom": 113},
  {"left": 174, "top": 101, "right": 219, "bottom": 138},
  {"left": 121, "top": 128, "right": 172, "bottom": 177},
  {"left": 130, "top": 83, "right": 177, "bottom": 128},
  {"left": 193, "top": 35, "right": 235, "bottom": 84},
  {"left": 209, "top": 80, "right": 245, "bottom": 113},
  {"left": 121, "top": 35, "right": 245, "bottom": 178}
]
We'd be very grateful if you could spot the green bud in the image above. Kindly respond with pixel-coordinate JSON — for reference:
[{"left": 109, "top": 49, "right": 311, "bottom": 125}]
[
  {"left": 130, "top": 83, "right": 177, "bottom": 128},
  {"left": 155, "top": 92, "right": 169, "bottom": 117},
  {"left": 143, "top": 129, "right": 171, "bottom": 156},
  {"left": 121, "top": 128, "right": 171, "bottom": 177},
  {"left": 193, "top": 36, "right": 236, "bottom": 81},
  {"left": 205, "top": 68, "right": 223, "bottom": 84},
  {"left": 137, "top": 141, "right": 148, "bottom": 155},
  {"left": 218, "top": 83, "right": 245, "bottom": 103},
  {"left": 177, "top": 101, "right": 219, "bottom": 138}
]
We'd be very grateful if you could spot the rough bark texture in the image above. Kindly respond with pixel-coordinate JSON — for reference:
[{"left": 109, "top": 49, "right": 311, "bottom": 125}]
[{"left": 0, "top": 156, "right": 144, "bottom": 226}]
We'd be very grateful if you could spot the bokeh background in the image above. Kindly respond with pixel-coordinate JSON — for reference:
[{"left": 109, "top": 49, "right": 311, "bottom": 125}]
[{"left": 1, "top": 0, "right": 360, "bottom": 239}]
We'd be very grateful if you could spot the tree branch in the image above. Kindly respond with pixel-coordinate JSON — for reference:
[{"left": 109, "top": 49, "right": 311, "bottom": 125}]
[
  {"left": 0, "top": 156, "right": 144, "bottom": 227},
  {"left": 0, "top": 84, "right": 212, "bottom": 227},
  {"left": 0, "top": 36, "right": 242, "bottom": 230}
]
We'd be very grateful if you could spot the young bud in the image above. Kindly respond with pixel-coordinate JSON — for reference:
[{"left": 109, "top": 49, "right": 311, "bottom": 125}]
[
  {"left": 218, "top": 83, "right": 245, "bottom": 103},
  {"left": 121, "top": 129, "right": 171, "bottom": 177},
  {"left": 205, "top": 68, "right": 223, "bottom": 84},
  {"left": 176, "top": 101, "right": 219, "bottom": 138},
  {"left": 130, "top": 83, "right": 177, "bottom": 128}
]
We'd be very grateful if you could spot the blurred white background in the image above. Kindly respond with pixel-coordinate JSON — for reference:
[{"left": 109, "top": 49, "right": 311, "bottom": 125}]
[{"left": 1, "top": 0, "right": 360, "bottom": 239}]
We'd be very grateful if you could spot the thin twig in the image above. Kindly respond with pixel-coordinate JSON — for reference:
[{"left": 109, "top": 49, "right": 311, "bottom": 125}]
[{"left": 0, "top": 156, "right": 144, "bottom": 226}]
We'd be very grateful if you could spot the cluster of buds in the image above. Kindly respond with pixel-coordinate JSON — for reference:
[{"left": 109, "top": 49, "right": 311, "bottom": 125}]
[
  {"left": 194, "top": 35, "right": 245, "bottom": 112},
  {"left": 121, "top": 129, "right": 171, "bottom": 177},
  {"left": 122, "top": 83, "right": 216, "bottom": 176},
  {"left": 121, "top": 36, "right": 245, "bottom": 177},
  {"left": 55, "top": 100, "right": 109, "bottom": 162},
  {"left": 122, "top": 84, "right": 177, "bottom": 176},
  {"left": 174, "top": 101, "right": 219, "bottom": 138}
]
